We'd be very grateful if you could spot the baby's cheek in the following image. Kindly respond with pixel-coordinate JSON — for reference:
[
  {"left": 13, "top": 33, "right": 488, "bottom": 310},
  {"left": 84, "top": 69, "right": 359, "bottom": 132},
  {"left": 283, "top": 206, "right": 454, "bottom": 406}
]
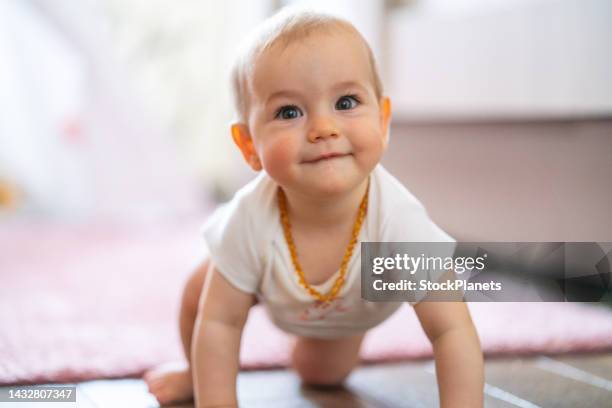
[
  {"left": 350, "top": 123, "right": 385, "bottom": 158},
  {"left": 262, "top": 138, "right": 297, "bottom": 178}
]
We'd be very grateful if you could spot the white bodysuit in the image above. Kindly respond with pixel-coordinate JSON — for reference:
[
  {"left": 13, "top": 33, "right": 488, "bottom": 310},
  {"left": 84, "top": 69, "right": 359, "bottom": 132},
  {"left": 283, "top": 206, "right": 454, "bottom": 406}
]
[{"left": 201, "top": 164, "right": 455, "bottom": 339}]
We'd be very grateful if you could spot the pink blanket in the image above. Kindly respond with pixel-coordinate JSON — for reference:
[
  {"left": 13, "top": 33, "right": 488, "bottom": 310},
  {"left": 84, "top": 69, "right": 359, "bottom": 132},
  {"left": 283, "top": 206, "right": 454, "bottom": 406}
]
[{"left": 1, "top": 219, "right": 612, "bottom": 385}]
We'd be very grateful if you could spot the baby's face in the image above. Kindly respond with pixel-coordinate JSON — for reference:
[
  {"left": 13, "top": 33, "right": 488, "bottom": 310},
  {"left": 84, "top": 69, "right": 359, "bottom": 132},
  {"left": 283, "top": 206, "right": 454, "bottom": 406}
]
[{"left": 246, "top": 29, "right": 390, "bottom": 197}]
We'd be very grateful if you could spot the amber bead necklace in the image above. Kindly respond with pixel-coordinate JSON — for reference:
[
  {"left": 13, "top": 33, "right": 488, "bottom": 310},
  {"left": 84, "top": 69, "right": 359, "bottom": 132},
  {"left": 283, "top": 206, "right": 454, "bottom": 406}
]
[{"left": 277, "top": 179, "right": 369, "bottom": 302}]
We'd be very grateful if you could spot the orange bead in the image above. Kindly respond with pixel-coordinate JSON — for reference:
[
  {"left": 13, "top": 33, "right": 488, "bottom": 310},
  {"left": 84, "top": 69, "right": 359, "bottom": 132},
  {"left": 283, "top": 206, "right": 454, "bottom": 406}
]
[{"left": 278, "top": 179, "right": 369, "bottom": 303}]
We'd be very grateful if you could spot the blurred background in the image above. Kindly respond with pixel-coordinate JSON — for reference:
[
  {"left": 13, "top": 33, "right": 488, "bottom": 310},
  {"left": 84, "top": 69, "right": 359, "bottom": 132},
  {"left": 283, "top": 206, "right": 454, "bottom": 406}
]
[
  {"left": 1, "top": 1, "right": 612, "bottom": 405},
  {"left": 1, "top": 0, "right": 611, "bottom": 241}
]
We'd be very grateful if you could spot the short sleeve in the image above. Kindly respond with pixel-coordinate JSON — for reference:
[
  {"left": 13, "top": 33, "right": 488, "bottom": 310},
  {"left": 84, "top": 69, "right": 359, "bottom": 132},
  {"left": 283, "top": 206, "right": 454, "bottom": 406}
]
[
  {"left": 200, "top": 192, "right": 264, "bottom": 294},
  {"left": 383, "top": 197, "right": 456, "bottom": 244},
  {"left": 382, "top": 198, "right": 457, "bottom": 305}
]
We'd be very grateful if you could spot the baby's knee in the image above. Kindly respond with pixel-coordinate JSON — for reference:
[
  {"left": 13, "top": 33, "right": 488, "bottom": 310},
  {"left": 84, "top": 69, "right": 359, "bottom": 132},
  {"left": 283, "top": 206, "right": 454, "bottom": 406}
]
[{"left": 292, "top": 357, "right": 352, "bottom": 387}]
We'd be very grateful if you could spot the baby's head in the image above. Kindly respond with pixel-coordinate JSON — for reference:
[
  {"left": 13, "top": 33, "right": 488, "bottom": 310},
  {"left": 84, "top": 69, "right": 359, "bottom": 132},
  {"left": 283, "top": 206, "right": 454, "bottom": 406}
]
[{"left": 230, "top": 7, "right": 391, "bottom": 198}]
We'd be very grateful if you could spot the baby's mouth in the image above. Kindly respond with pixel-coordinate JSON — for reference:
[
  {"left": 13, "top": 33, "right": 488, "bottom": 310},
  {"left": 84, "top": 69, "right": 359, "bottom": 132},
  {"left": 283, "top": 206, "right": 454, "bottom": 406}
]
[{"left": 302, "top": 152, "right": 352, "bottom": 164}]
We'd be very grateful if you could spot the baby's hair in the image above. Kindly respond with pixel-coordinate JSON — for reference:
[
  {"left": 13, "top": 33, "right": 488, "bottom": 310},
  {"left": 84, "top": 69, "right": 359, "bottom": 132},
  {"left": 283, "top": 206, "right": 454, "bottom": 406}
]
[{"left": 230, "top": 7, "right": 384, "bottom": 123}]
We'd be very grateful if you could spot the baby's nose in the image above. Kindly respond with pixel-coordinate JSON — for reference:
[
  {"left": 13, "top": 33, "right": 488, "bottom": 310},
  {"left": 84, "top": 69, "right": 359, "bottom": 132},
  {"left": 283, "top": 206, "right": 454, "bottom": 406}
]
[{"left": 307, "top": 115, "right": 339, "bottom": 142}]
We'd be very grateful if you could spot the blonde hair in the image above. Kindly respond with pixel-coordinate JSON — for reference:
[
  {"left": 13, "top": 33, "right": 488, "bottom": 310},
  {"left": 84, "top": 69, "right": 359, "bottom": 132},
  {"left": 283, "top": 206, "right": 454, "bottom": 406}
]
[{"left": 230, "top": 7, "right": 384, "bottom": 123}]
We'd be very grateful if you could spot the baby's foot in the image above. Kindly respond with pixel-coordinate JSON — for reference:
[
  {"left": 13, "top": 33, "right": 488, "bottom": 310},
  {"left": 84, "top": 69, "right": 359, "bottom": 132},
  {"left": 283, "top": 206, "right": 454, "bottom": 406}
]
[{"left": 143, "top": 361, "right": 194, "bottom": 406}]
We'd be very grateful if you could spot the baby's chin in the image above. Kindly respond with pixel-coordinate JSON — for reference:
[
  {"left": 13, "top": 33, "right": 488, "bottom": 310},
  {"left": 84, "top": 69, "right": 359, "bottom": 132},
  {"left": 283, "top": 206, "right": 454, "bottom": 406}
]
[
  {"left": 299, "top": 171, "right": 368, "bottom": 198},
  {"left": 299, "top": 158, "right": 374, "bottom": 194}
]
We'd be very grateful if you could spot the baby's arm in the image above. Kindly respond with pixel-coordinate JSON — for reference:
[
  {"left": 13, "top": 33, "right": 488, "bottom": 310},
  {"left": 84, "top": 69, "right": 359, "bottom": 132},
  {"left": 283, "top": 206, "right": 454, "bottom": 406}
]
[
  {"left": 414, "top": 300, "right": 484, "bottom": 408},
  {"left": 191, "top": 262, "right": 256, "bottom": 408}
]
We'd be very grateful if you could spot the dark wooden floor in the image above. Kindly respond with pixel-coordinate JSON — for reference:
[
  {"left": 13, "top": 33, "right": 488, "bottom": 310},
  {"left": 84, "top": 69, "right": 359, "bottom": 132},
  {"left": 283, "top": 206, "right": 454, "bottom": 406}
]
[{"left": 2, "top": 353, "right": 611, "bottom": 407}]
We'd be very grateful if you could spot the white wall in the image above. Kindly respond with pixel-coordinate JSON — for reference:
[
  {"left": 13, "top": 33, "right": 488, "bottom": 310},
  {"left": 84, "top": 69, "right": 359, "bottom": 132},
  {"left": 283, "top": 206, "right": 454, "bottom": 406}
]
[
  {"left": 388, "top": 0, "right": 612, "bottom": 120},
  {"left": 383, "top": 120, "right": 612, "bottom": 242}
]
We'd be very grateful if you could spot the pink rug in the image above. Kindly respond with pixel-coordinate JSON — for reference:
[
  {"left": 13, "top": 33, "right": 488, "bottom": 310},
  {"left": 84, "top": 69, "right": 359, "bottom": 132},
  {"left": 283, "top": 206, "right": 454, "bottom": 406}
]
[{"left": 1, "top": 219, "right": 612, "bottom": 385}]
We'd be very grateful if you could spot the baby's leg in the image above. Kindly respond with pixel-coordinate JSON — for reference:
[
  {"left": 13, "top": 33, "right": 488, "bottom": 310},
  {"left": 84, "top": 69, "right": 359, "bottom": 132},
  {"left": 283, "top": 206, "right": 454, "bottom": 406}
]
[
  {"left": 144, "top": 258, "right": 210, "bottom": 405},
  {"left": 291, "top": 333, "right": 365, "bottom": 387}
]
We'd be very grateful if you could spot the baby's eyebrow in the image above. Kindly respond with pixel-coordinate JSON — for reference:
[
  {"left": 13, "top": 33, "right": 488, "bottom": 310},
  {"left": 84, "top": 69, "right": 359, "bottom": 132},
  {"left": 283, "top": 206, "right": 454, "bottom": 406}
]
[
  {"left": 332, "top": 80, "right": 368, "bottom": 93},
  {"left": 265, "top": 89, "right": 301, "bottom": 106}
]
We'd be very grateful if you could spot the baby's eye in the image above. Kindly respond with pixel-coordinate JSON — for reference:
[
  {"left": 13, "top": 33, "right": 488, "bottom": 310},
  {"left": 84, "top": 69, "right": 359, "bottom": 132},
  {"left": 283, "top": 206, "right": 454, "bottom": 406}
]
[
  {"left": 275, "top": 105, "right": 303, "bottom": 120},
  {"left": 335, "top": 95, "right": 360, "bottom": 111}
]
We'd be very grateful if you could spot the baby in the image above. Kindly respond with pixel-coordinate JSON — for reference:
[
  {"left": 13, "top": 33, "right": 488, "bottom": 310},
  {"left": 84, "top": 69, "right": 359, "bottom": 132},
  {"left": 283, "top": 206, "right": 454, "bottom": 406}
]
[{"left": 144, "top": 8, "right": 484, "bottom": 407}]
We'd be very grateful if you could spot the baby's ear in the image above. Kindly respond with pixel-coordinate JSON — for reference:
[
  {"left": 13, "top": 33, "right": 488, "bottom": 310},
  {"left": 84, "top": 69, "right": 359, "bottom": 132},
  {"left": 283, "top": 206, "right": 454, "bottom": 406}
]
[
  {"left": 379, "top": 97, "right": 392, "bottom": 149},
  {"left": 231, "top": 123, "right": 262, "bottom": 171}
]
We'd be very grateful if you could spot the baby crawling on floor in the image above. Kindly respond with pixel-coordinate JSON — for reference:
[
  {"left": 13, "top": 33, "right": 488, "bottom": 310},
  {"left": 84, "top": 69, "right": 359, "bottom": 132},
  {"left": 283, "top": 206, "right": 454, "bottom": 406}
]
[{"left": 144, "top": 7, "right": 484, "bottom": 408}]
